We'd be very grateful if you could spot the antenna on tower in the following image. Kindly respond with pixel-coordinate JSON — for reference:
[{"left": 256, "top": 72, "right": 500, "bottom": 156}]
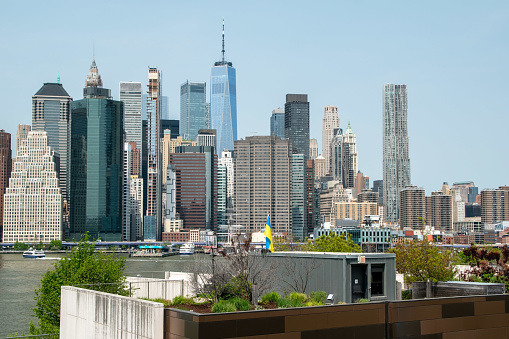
[{"left": 221, "top": 18, "right": 225, "bottom": 62}]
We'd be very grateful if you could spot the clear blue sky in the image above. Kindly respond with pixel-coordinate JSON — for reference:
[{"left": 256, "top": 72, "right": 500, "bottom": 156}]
[{"left": 1, "top": 0, "right": 507, "bottom": 193}]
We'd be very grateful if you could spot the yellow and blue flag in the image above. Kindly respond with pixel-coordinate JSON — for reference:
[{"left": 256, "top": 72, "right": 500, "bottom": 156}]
[{"left": 264, "top": 215, "right": 274, "bottom": 253}]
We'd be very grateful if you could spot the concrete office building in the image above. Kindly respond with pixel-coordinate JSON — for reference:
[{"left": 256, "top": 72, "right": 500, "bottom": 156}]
[
  {"left": 358, "top": 189, "right": 379, "bottom": 204},
  {"left": 3, "top": 131, "right": 62, "bottom": 242},
  {"left": 285, "top": 94, "right": 309, "bottom": 158},
  {"left": 383, "top": 84, "right": 411, "bottom": 223},
  {"left": 196, "top": 129, "right": 217, "bottom": 150},
  {"left": 217, "top": 165, "right": 227, "bottom": 226},
  {"left": 218, "top": 150, "right": 234, "bottom": 208},
  {"left": 342, "top": 122, "right": 358, "bottom": 189},
  {"left": 322, "top": 105, "right": 340, "bottom": 175},
  {"left": 0, "top": 130, "right": 12, "bottom": 242},
  {"left": 234, "top": 136, "right": 291, "bottom": 235},
  {"left": 309, "top": 138, "right": 318, "bottom": 160},
  {"left": 400, "top": 186, "right": 425, "bottom": 229},
  {"left": 16, "top": 124, "right": 31, "bottom": 155},
  {"left": 314, "top": 154, "right": 327, "bottom": 179},
  {"left": 291, "top": 154, "right": 306, "bottom": 240},
  {"left": 335, "top": 201, "right": 378, "bottom": 226}
]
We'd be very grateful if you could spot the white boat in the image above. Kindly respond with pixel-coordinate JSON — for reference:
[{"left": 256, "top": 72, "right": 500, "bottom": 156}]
[
  {"left": 179, "top": 242, "right": 195, "bottom": 255},
  {"left": 23, "top": 248, "right": 45, "bottom": 258}
]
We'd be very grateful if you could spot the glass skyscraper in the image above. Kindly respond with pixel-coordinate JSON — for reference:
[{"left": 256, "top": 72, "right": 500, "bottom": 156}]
[
  {"left": 180, "top": 81, "right": 207, "bottom": 141},
  {"left": 69, "top": 60, "right": 124, "bottom": 241},
  {"left": 285, "top": 94, "right": 310, "bottom": 159},
  {"left": 210, "top": 21, "right": 237, "bottom": 155},
  {"left": 270, "top": 108, "right": 285, "bottom": 139}
]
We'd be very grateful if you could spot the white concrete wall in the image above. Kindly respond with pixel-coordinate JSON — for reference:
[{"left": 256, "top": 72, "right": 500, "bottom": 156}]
[
  {"left": 60, "top": 286, "right": 163, "bottom": 339},
  {"left": 126, "top": 276, "right": 194, "bottom": 300}
]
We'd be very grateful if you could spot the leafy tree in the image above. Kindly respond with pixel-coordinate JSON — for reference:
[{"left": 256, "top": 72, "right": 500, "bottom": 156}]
[
  {"left": 31, "top": 234, "right": 129, "bottom": 334},
  {"left": 459, "top": 245, "right": 509, "bottom": 292},
  {"left": 13, "top": 241, "right": 30, "bottom": 250},
  {"left": 307, "top": 233, "right": 361, "bottom": 253},
  {"left": 390, "top": 240, "right": 455, "bottom": 283},
  {"left": 48, "top": 240, "right": 63, "bottom": 251}
]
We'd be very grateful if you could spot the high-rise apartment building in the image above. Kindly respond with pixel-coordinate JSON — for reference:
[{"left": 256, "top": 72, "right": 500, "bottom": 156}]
[
  {"left": 399, "top": 186, "right": 425, "bottom": 229},
  {"left": 145, "top": 67, "right": 162, "bottom": 241},
  {"left": 211, "top": 20, "right": 237, "bottom": 155},
  {"left": 481, "top": 187, "right": 509, "bottom": 224},
  {"left": 270, "top": 108, "right": 285, "bottom": 139},
  {"left": 130, "top": 176, "right": 143, "bottom": 240},
  {"left": 314, "top": 155, "right": 327, "bottom": 179},
  {"left": 357, "top": 190, "right": 379, "bottom": 204},
  {"left": 285, "top": 94, "right": 309, "bottom": 158},
  {"left": 32, "top": 81, "right": 72, "bottom": 215},
  {"left": 309, "top": 138, "right": 318, "bottom": 160},
  {"left": 0, "top": 130, "right": 12, "bottom": 242},
  {"left": 217, "top": 165, "right": 227, "bottom": 226},
  {"left": 342, "top": 122, "right": 358, "bottom": 189},
  {"left": 3, "top": 131, "right": 61, "bottom": 242},
  {"left": 234, "top": 136, "right": 292, "bottom": 235},
  {"left": 322, "top": 105, "right": 339, "bottom": 175},
  {"left": 305, "top": 159, "right": 317, "bottom": 236},
  {"left": 69, "top": 60, "right": 123, "bottom": 241},
  {"left": 170, "top": 146, "right": 217, "bottom": 230},
  {"left": 180, "top": 81, "right": 207, "bottom": 141},
  {"left": 426, "top": 191, "right": 453, "bottom": 231},
  {"left": 383, "top": 84, "right": 411, "bottom": 222},
  {"left": 16, "top": 124, "right": 31, "bottom": 155},
  {"left": 123, "top": 143, "right": 132, "bottom": 241},
  {"left": 120, "top": 81, "right": 143, "bottom": 170}
]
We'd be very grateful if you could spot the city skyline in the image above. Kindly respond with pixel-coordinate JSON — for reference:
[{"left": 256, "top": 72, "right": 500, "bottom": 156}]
[{"left": 1, "top": 1, "right": 508, "bottom": 193}]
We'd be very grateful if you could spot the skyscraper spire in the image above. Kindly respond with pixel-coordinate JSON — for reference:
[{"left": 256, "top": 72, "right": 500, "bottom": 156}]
[
  {"left": 222, "top": 18, "right": 225, "bottom": 62},
  {"left": 85, "top": 58, "right": 103, "bottom": 88}
]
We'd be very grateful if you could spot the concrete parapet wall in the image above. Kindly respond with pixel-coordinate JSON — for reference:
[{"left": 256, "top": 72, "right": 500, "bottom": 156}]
[
  {"left": 60, "top": 286, "right": 164, "bottom": 339},
  {"left": 412, "top": 281, "right": 505, "bottom": 299},
  {"left": 126, "top": 276, "right": 193, "bottom": 300}
]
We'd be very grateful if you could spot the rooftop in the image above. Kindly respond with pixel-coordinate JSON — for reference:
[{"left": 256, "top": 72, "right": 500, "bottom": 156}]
[{"left": 34, "top": 83, "right": 70, "bottom": 97}]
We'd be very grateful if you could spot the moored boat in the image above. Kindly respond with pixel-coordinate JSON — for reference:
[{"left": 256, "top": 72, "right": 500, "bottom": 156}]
[
  {"left": 22, "top": 248, "right": 45, "bottom": 258},
  {"left": 179, "top": 242, "right": 195, "bottom": 255}
]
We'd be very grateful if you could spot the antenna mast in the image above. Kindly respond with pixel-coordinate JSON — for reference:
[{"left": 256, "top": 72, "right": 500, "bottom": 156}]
[{"left": 221, "top": 18, "right": 225, "bottom": 62}]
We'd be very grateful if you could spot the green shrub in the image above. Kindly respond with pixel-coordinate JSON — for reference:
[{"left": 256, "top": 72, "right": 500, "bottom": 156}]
[
  {"left": 276, "top": 298, "right": 292, "bottom": 308},
  {"left": 212, "top": 300, "right": 236, "bottom": 313},
  {"left": 229, "top": 297, "right": 252, "bottom": 311},
  {"left": 289, "top": 292, "right": 307, "bottom": 304},
  {"left": 310, "top": 291, "right": 327, "bottom": 305},
  {"left": 171, "top": 296, "right": 195, "bottom": 306},
  {"left": 401, "top": 290, "right": 412, "bottom": 300},
  {"left": 260, "top": 292, "right": 280, "bottom": 303},
  {"left": 356, "top": 298, "right": 370, "bottom": 303},
  {"left": 220, "top": 275, "right": 252, "bottom": 301}
]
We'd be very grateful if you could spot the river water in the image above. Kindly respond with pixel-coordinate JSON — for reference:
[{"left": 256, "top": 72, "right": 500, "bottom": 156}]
[{"left": 0, "top": 252, "right": 204, "bottom": 338}]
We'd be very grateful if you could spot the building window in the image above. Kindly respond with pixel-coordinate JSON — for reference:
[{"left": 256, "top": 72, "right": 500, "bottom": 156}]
[{"left": 371, "top": 264, "right": 384, "bottom": 296}]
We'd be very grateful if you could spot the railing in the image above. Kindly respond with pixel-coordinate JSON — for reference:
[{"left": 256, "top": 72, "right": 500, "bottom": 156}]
[{"left": 6, "top": 334, "right": 58, "bottom": 339}]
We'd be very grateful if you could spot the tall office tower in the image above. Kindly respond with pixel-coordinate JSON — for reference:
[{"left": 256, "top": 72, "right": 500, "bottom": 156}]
[
  {"left": 3, "top": 131, "right": 61, "bottom": 242},
  {"left": 314, "top": 155, "right": 327, "bottom": 179},
  {"left": 211, "top": 20, "right": 237, "bottom": 155},
  {"left": 219, "top": 149, "right": 234, "bottom": 208},
  {"left": 69, "top": 60, "right": 123, "bottom": 241},
  {"left": 329, "top": 128, "right": 343, "bottom": 182},
  {"left": 122, "top": 143, "right": 132, "bottom": 241},
  {"left": 145, "top": 67, "right": 162, "bottom": 241},
  {"left": 165, "top": 165, "right": 177, "bottom": 221},
  {"left": 217, "top": 165, "right": 227, "bottom": 226},
  {"left": 468, "top": 186, "right": 479, "bottom": 203},
  {"left": 291, "top": 154, "right": 306, "bottom": 240},
  {"left": 383, "top": 84, "right": 411, "bottom": 223},
  {"left": 285, "top": 94, "right": 309, "bottom": 158},
  {"left": 130, "top": 176, "right": 143, "bottom": 240},
  {"left": 180, "top": 81, "right": 207, "bottom": 141},
  {"left": 120, "top": 82, "right": 143, "bottom": 170},
  {"left": 451, "top": 181, "right": 475, "bottom": 203},
  {"left": 342, "top": 122, "right": 358, "bottom": 189},
  {"left": 16, "top": 124, "right": 31, "bottom": 155},
  {"left": 305, "top": 159, "right": 316, "bottom": 236},
  {"left": 426, "top": 191, "right": 453, "bottom": 232},
  {"left": 129, "top": 142, "right": 141, "bottom": 176},
  {"left": 322, "top": 105, "right": 339, "bottom": 175},
  {"left": 372, "top": 180, "right": 383, "bottom": 205},
  {"left": 161, "top": 96, "right": 169, "bottom": 120},
  {"left": 32, "top": 80, "right": 72, "bottom": 217},
  {"left": 399, "top": 186, "right": 425, "bottom": 229},
  {"left": 309, "top": 138, "right": 318, "bottom": 159},
  {"left": 161, "top": 120, "right": 179, "bottom": 138},
  {"left": 270, "top": 108, "right": 285, "bottom": 139},
  {"left": 162, "top": 130, "right": 172, "bottom": 186},
  {"left": 170, "top": 146, "right": 217, "bottom": 230},
  {"left": 234, "top": 136, "right": 292, "bottom": 235},
  {"left": 0, "top": 130, "right": 12, "bottom": 242},
  {"left": 196, "top": 129, "right": 217, "bottom": 150},
  {"left": 355, "top": 171, "right": 369, "bottom": 195}
]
